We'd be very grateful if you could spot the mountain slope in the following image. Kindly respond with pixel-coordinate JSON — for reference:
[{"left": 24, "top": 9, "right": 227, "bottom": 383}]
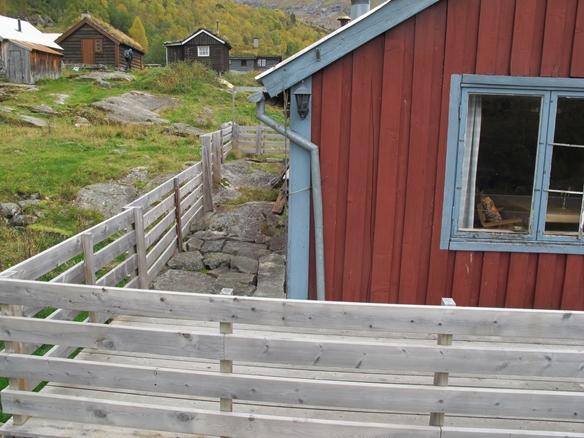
[{"left": 0, "top": 0, "right": 326, "bottom": 63}]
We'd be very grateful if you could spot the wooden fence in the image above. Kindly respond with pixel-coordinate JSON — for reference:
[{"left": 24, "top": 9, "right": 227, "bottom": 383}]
[
  {"left": 0, "top": 282, "right": 583, "bottom": 437},
  {"left": 0, "top": 122, "right": 233, "bottom": 357},
  {"left": 232, "top": 124, "right": 288, "bottom": 155}
]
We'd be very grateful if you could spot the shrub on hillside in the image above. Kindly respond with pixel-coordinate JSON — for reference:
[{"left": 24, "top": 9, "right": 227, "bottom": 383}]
[{"left": 137, "top": 62, "right": 217, "bottom": 95}]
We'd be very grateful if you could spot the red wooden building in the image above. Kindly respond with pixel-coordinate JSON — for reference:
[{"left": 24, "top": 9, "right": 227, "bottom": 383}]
[{"left": 257, "top": 0, "right": 584, "bottom": 310}]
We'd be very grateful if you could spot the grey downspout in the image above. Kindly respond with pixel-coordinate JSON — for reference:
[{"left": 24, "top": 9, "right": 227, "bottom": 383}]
[{"left": 255, "top": 96, "right": 326, "bottom": 301}]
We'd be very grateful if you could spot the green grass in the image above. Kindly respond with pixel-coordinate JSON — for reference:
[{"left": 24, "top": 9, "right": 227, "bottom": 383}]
[{"left": 0, "top": 63, "right": 284, "bottom": 270}]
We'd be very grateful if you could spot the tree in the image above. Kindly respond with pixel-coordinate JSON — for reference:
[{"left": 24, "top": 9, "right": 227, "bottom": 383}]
[{"left": 128, "top": 16, "right": 149, "bottom": 52}]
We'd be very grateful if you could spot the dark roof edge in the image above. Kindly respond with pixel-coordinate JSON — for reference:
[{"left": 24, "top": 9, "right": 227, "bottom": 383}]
[{"left": 256, "top": 0, "right": 439, "bottom": 97}]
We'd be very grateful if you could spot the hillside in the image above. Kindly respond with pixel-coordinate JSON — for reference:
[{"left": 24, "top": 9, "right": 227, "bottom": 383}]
[
  {"left": 0, "top": 0, "right": 326, "bottom": 63},
  {"left": 235, "top": 0, "right": 384, "bottom": 29}
]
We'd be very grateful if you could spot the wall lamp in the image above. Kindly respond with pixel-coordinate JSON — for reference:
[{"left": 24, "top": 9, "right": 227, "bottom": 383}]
[{"left": 293, "top": 83, "right": 311, "bottom": 120}]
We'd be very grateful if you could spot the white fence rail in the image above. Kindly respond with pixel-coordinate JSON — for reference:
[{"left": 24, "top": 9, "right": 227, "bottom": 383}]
[{"left": 233, "top": 124, "right": 288, "bottom": 155}]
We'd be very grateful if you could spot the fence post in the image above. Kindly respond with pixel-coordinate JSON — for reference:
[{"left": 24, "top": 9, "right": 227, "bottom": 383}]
[
  {"left": 219, "top": 287, "right": 234, "bottom": 438},
  {"left": 172, "top": 178, "right": 184, "bottom": 253},
  {"left": 80, "top": 232, "right": 98, "bottom": 323},
  {"left": 0, "top": 271, "right": 30, "bottom": 428},
  {"left": 212, "top": 130, "right": 223, "bottom": 183},
  {"left": 255, "top": 125, "right": 262, "bottom": 155},
  {"left": 233, "top": 123, "right": 239, "bottom": 152},
  {"left": 131, "top": 207, "right": 150, "bottom": 288},
  {"left": 429, "top": 297, "right": 456, "bottom": 427},
  {"left": 201, "top": 134, "right": 214, "bottom": 212}
]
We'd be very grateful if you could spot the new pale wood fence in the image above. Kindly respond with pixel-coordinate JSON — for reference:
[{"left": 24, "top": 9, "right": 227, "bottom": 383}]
[{"left": 0, "top": 279, "right": 583, "bottom": 437}]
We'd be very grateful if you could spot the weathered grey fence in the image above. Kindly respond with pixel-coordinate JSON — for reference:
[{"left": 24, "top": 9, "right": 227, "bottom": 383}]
[
  {"left": 232, "top": 123, "right": 288, "bottom": 155},
  {"left": 0, "top": 283, "right": 583, "bottom": 437}
]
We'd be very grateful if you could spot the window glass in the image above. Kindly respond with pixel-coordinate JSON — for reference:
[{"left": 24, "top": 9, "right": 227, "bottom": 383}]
[
  {"left": 545, "top": 97, "right": 584, "bottom": 235},
  {"left": 459, "top": 94, "right": 541, "bottom": 233},
  {"left": 197, "top": 46, "right": 210, "bottom": 57}
]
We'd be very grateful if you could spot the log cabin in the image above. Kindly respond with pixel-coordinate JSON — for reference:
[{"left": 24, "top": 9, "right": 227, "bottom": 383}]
[
  {"left": 257, "top": 0, "right": 584, "bottom": 310},
  {"left": 164, "top": 28, "right": 231, "bottom": 73},
  {"left": 56, "top": 14, "right": 144, "bottom": 69}
]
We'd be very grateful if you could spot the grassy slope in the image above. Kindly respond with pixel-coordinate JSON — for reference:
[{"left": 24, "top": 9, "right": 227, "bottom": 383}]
[{"left": 0, "top": 66, "right": 280, "bottom": 271}]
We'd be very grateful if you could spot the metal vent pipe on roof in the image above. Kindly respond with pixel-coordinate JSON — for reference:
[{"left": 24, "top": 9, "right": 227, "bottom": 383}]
[
  {"left": 17, "top": 18, "right": 22, "bottom": 32},
  {"left": 351, "top": 0, "right": 370, "bottom": 19}
]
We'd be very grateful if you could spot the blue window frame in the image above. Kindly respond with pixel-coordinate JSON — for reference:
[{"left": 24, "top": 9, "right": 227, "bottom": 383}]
[{"left": 441, "top": 75, "right": 584, "bottom": 255}]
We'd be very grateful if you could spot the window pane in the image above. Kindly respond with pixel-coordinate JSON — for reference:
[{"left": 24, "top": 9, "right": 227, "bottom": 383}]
[
  {"left": 546, "top": 97, "right": 584, "bottom": 235},
  {"left": 459, "top": 94, "right": 541, "bottom": 233}
]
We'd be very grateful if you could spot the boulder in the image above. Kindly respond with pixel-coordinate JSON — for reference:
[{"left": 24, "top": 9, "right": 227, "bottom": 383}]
[
  {"left": 193, "top": 230, "right": 227, "bottom": 241},
  {"left": 30, "top": 104, "right": 57, "bottom": 115},
  {"left": 92, "top": 91, "right": 176, "bottom": 125},
  {"left": 185, "top": 237, "right": 203, "bottom": 251},
  {"left": 19, "top": 115, "right": 49, "bottom": 128},
  {"left": 74, "top": 116, "right": 91, "bottom": 128},
  {"left": 231, "top": 255, "right": 259, "bottom": 274},
  {"left": 18, "top": 199, "right": 40, "bottom": 208},
  {"left": 0, "top": 203, "right": 20, "bottom": 218},
  {"left": 214, "top": 272, "right": 256, "bottom": 296},
  {"left": 167, "top": 251, "right": 204, "bottom": 271},
  {"left": 222, "top": 240, "right": 270, "bottom": 259},
  {"left": 152, "top": 270, "right": 215, "bottom": 294},
  {"left": 255, "top": 254, "right": 286, "bottom": 298},
  {"left": 10, "top": 214, "right": 37, "bottom": 227},
  {"left": 201, "top": 239, "right": 225, "bottom": 253},
  {"left": 164, "top": 123, "right": 205, "bottom": 137},
  {"left": 0, "top": 105, "right": 14, "bottom": 113},
  {"left": 76, "top": 183, "right": 138, "bottom": 217},
  {"left": 203, "top": 252, "right": 231, "bottom": 270}
]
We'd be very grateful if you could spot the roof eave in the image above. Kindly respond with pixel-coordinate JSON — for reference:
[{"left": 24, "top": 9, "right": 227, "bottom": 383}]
[{"left": 256, "top": 0, "right": 440, "bottom": 97}]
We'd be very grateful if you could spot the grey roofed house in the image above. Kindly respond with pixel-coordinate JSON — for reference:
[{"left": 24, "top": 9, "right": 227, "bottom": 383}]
[
  {"left": 164, "top": 28, "right": 231, "bottom": 73},
  {"left": 229, "top": 55, "right": 282, "bottom": 73}
]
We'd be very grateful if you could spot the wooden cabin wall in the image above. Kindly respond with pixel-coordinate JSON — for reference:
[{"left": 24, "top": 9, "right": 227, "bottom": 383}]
[
  {"left": 4, "top": 42, "right": 31, "bottom": 84},
  {"left": 183, "top": 33, "right": 229, "bottom": 72},
  {"left": 311, "top": 0, "right": 584, "bottom": 310},
  {"left": 59, "top": 24, "right": 116, "bottom": 65},
  {"left": 30, "top": 51, "right": 62, "bottom": 82},
  {"left": 119, "top": 44, "right": 144, "bottom": 69},
  {"left": 166, "top": 46, "right": 184, "bottom": 63}
]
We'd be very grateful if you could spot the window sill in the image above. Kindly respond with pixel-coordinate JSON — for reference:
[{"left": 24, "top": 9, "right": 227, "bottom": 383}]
[{"left": 445, "top": 238, "right": 584, "bottom": 255}]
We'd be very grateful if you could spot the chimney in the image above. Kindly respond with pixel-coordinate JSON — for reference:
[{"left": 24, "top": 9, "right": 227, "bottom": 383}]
[
  {"left": 350, "top": 0, "right": 370, "bottom": 19},
  {"left": 17, "top": 18, "right": 22, "bottom": 32},
  {"left": 81, "top": 11, "right": 91, "bottom": 18},
  {"left": 253, "top": 37, "right": 259, "bottom": 49},
  {"left": 337, "top": 15, "right": 351, "bottom": 27}
]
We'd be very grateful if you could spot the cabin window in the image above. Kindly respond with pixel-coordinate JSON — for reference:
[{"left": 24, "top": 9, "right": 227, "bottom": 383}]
[
  {"left": 197, "top": 46, "right": 210, "bottom": 57},
  {"left": 95, "top": 38, "right": 103, "bottom": 54},
  {"left": 241, "top": 59, "right": 248, "bottom": 67},
  {"left": 442, "top": 75, "right": 584, "bottom": 254},
  {"left": 258, "top": 58, "right": 266, "bottom": 67}
]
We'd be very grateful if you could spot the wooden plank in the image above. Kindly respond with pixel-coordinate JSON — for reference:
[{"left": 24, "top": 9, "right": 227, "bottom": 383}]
[
  {"left": 510, "top": 0, "right": 546, "bottom": 76},
  {"left": 80, "top": 233, "right": 98, "bottom": 323},
  {"left": 181, "top": 199, "right": 203, "bottom": 237},
  {"left": 212, "top": 131, "right": 222, "bottom": 183},
  {"left": 178, "top": 173, "right": 202, "bottom": 200},
  {"left": 146, "top": 237, "right": 177, "bottom": 280},
  {"left": 2, "top": 353, "right": 584, "bottom": 420},
  {"left": 180, "top": 185, "right": 202, "bottom": 213},
  {"left": 131, "top": 207, "right": 149, "bottom": 289},
  {"left": 144, "top": 209, "right": 175, "bottom": 249},
  {"left": 1, "top": 280, "right": 584, "bottom": 339},
  {"left": 201, "top": 134, "right": 214, "bottom": 212},
  {"left": 571, "top": 0, "right": 584, "bottom": 77},
  {"left": 442, "top": 428, "right": 584, "bottom": 438},
  {"left": 541, "top": 0, "right": 578, "bottom": 77},
  {"left": 96, "top": 255, "right": 137, "bottom": 287},
  {"left": 146, "top": 227, "right": 177, "bottom": 268},
  {"left": 1, "top": 390, "right": 440, "bottom": 438},
  {"left": 2, "top": 317, "right": 584, "bottom": 379},
  {"left": 143, "top": 193, "right": 174, "bottom": 229},
  {"left": 173, "top": 178, "right": 184, "bottom": 253}
]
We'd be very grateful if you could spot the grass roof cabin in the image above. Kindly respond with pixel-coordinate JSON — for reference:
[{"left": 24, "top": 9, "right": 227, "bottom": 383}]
[{"left": 57, "top": 13, "right": 144, "bottom": 69}]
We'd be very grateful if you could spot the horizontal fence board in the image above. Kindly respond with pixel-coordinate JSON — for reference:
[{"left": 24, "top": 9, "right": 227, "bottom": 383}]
[
  {"left": 143, "top": 193, "right": 174, "bottom": 229},
  {"left": 145, "top": 210, "right": 175, "bottom": 249},
  {"left": 0, "top": 209, "right": 134, "bottom": 281},
  {"left": 146, "top": 227, "right": 177, "bottom": 269},
  {"left": 1, "top": 390, "right": 440, "bottom": 438},
  {"left": 179, "top": 185, "right": 202, "bottom": 213},
  {"left": 2, "top": 317, "right": 584, "bottom": 380},
  {"left": 96, "top": 255, "right": 137, "bottom": 288},
  {"left": 146, "top": 238, "right": 176, "bottom": 280},
  {"left": 0, "top": 317, "right": 223, "bottom": 360},
  {"left": 125, "top": 276, "right": 139, "bottom": 289},
  {"left": 178, "top": 173, "right": 202, "bottom": 200},
  {"left": 1, "top": 353, "right": 583, "bottom": 420},
  {"left": 181, "top": 198, "right": 203, "bottom": 236},
  {"left": 1, "top": 281, "right": 583, "bottom": 340},
  {"left": 442, "top": 428, "right": 584, "bottom": 438}
]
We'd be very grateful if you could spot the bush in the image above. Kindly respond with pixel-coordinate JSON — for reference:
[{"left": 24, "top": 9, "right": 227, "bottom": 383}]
[{"left": 137, "top": 62, "right": 218, "bottom": 95}]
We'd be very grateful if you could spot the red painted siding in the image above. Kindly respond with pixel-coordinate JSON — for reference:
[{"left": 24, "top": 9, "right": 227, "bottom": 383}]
[{"left": 311, "top": 0, "right": 584, "bottom": 309}]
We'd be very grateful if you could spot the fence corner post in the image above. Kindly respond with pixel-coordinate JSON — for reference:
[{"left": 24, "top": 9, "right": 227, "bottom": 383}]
[
  {"left": 201, "top": 134, "right": 215, "bottom": 213},
  {"left": 172, "top": 178, "right": 185, "bottom": 253},
  {"left": 233, "top": 123, "right": 239, "bottom": 152},
  {"left": 80, "top": 232, "right": 98, "bottom": 323},
  {"left": 429, "top": 297, "right": 456, "bottom": 427},
  {"left": 212, "top": 130, "right": 223, "bottom": 183}
]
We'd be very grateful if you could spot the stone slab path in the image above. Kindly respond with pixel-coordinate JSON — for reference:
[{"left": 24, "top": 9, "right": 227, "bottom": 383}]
[{"left": 153, "top": 159, "right": 287, "bottom": 299}]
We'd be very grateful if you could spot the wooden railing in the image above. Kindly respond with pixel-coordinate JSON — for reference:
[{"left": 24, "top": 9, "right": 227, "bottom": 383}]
[
  {"left": 233, "top": 124, "right": 288, "bottom": 155},
  {"left": 0, "top": 122, "right": 233, "bottom": 365},
  {"left": 0, "top": 281, "right": 583, "bottom": 437}
]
